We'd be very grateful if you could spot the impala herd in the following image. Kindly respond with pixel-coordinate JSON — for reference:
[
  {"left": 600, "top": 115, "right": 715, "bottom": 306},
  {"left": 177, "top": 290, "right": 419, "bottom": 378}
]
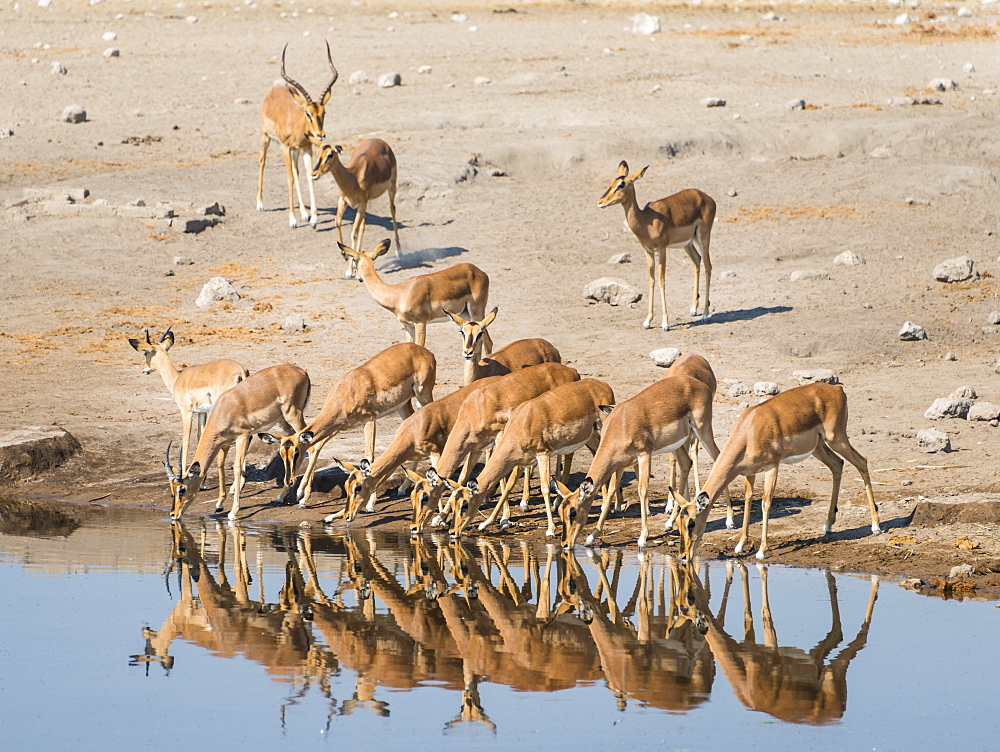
[{"left": 134, "top": 43, "right": 884, "bottom": 563}]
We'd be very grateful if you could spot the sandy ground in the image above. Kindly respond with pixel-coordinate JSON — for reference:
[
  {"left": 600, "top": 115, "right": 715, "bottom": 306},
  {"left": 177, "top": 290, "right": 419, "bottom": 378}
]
[{"left": 2, "top": 0, "right": 1000, "bottom": 592}]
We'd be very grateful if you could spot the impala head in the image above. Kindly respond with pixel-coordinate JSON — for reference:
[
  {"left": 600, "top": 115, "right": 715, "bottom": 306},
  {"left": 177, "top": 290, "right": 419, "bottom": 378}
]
[
  {"left": 448, "top": 479, "right": 479, "bottom": 537},
  {"left": 597, "top": 160, "right": 648, "bottom": 208},
  {"left": 553, "top": 477, "right": 596, "bottom": 550},
  {"left": 310, "top": 143, "right": 343, "bottom": 181},
  {"left": 447, "top": 307, "right": 498, "bottom": 361},
  {"left": 332, "top": 457, "right": 372, "bottom": 520},
  {"left": 258, "top": 429, "right": 313, "bottom": 492},
  {"left": 553, "top": 552, "right": 595, "bottom": 623},
  {"left": 164, "top": 441, "right": 203, "bottom": 520},
  {"left": 338, "top": 238, "right": 391, "bottom": 281},
  {"left": 128, "top": 327, "right": 174, "bottom": 374},
  {"left": 665, "top": 486, "right": 707, "bottom": 563},
  {"left": 410, "top": 467, "right": 451, "bottom": 530},
  {"left": 280, "top": 41, "right": 339, "bottom": 147}
]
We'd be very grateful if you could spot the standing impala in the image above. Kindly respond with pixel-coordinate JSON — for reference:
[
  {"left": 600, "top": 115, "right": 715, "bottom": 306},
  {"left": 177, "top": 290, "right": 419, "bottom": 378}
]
[
  {"left": 669, "top": 382, "right": 883, "bottom": 562},
  {"left": 310, "top": 139, "right": 400, "bottom": 278},
  {"left": 447, "top": 378, "right": 615, "bottom": 539},
  {"left": 553, "top": 373, "right": 725, "bottom": 549},
  {"left": 446, "top": 308, "right": 561, "bottom": 386},
  {"left": 598, "top": 161, "right": 716, "bottom": 331},
  {"left": 259, "top": 343, "right": 436, "bottom": 509},
  {"left": 129, "top": 327, "right": 248, "bottom": 472},
  {"left": 256, "top": 42, "right": 339, "bottom": 229},
  {"left": 341, "top": 239, "right": 493, "bottom": 351},
  {"left": 165, "top": 364, "right": 312, "bottom": 520}
]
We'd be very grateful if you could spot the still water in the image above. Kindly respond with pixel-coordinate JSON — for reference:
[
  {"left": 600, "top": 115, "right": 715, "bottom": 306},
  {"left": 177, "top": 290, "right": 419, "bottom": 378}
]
[{"left": 1, "top": 501, "right": 997, "bottom": 751}]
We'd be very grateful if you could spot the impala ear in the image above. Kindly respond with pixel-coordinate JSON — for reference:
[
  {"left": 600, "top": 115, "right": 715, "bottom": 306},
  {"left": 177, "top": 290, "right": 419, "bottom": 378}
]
[
  {"left": 617, "top": 160, "right": 629, "bottom": 177},
  {"left": 257, "top": 432, "right": 280, "bottom": 445},
  {"left": 445, "top": 310, "right": 466, "bottom": 327},
  {"left": 466, "top": 479, "right": 479, "bottom": 495},
  {"left": 288, "top": 88, "right": 310, "bottom": 110},
  {"left": 404, "top": 468, "right": 423, "bottom": 483},
  {"left": 334, "top": 143, "right": 344, "bottom": 154},
  {"left": 185, "top": 462, "right": 201, "bottom": 480},
  {"left": 598, "top": 405, "right": 614, "bottom": 415},
  {"left": 481, "top": 307, "right": 498, "bottom": 329},
  {"left": 426, "top": 468, "right": 440, "bottom": 486},
  {"left": 551, "top": 479, "right": 572, "bottom": 499},
  {"left": 372, "top": 239, "right": 392, "bottom": 259},
  {"left": 578, "top": 477, "right": 595, "bottom": 501},
  {"left": 159, "top": 327, "right": 175, "bottom": 350},
  {"left": 332, "top": 457, "right": 357, "bottom": 474},
  {"left": 627, "top": 165, "right": 648, "bottom": 184},
  {"left": 338, "top": 241, "right": 358, "bottom": 260},
  {"left": 299, "top": 431, "right": 315, "bottom": 446},
  {"left": 127, "top": 338, "right": 141, "bottom": 351},
  {"left": 444, "top": 476, "right": 462, "bottom": 490},
  {"left": 321, "top": 90, "right": 332, "bottom": 106}
]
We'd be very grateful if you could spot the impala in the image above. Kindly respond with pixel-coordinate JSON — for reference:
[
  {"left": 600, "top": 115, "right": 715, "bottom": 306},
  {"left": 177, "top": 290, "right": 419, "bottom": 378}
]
[
  {"left": 341, "top": 239, "right": 492, "bottom": 350},
  {"left": 420, "top": 362, "right": 580, "bottom": 529},
  {"left": 259, "top": 343, "right": 436, "bottom": 509},
  {"left": 553, "top": 373, "right": 724, "bottom": 549},
  {"left": 256, "top": 42, "right": 339, "bottom": 229},
  {"left": 129, "top": 327, "right": 248, "bottom": 472},
  {"left": 669, "top": 382, "right": 883, "bottom": 561},
  {"left": 165, "top": 364, "right": 311, "bottom": 520},
  {"left": 447, "top": 378, "right": 614, "bottom": 538},
  {"left": 310, "top": 139, "right": 400, "bottom": 278},
  {"left": 323, "top": 374, "right": 505, "bottom": 528},
  {"left": 446, "top": 307, "right": 561, "bottom": 385},
  {"left": 598, "top": 161, "right": 716, "bottom": 330}
]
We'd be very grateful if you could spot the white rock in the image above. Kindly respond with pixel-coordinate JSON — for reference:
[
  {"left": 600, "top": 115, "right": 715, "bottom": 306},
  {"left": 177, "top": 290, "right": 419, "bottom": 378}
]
[
  {"left": 282, "top": 315, "right": 306, "bottom": 332},
  {"left": 60, "top": 105, "right": 86, "bottom": 123},
  {"left": 727, "top": 383, "right": 751, "bottom": 398},
  {"left": 957, "top": 6, "right": 973, "bottom": 16},
  {"left": 185, "top": 15, "right": 197, "bottom": 23},
  {"left": 102, "top": 31, "right": 117, "bottom": 41},
  {"left": 792, "top": 369, "right": 840, "bottom": 384},
  {"left": 38, "top": 0, "right": 52, "bottom": 6},
  {"left": 963, "top": 62, "right": 976, "bottom": 73},
  {"left": 474, "top": 76, "right": 491, "bottom": 86},
  {"left": 631, "top": 12, "right": 661, "bottom": 35},
  {"left": 893, "top": 13, "right": 912, "bottom": 24},
  {"left": 195, "top": 277, "right": 241, "bottom": 308},
  {"left": 950, "top": 385, "right": 977, "bottom": 400},
  {"left": 650, "top": 347, "right": 682, "bottom": 368},
  {"left": 916, "top": 428, "right": 951, "bottom": 452},
  {"left": 833, "top": 251, "right": 866, "bottom": 266},
  {"left": 348, "top": 70, "right": 368, "bottom": 85},
  {"left": 932, "top": 256, "right": 974, "bottom": 282},
  {"left": 891, "top": 96, "right": 915, "bottom": 107},
  {"left": 968, "top": 402, "right": 1000, "bottom": 421},
  {"left": 607, "top": 252, "right": 632, "bottom": 265},
  {"left": 928, "top": 77, "right": 958, "bottom": 91},
  {"left": 754, "top": 382, "right": 781, "bottom": 396},
  {"left": 583, "top": 277, "right": 642, "bottom": 306},
  {"left": 377, "top": 72, "right": 401, "bottom": 88},
  {"left": 924, "top": 398, "right": 973, "bottom": 420},
  {"left": 701, "top": 97, "right": 726, "bottom": 107},
  {"left": 899, "top": 321, "right": 928, "bottom": 341},
  {"left": 450, "top": 12, "right": 467, "bottom": 22},
  {"left": 50, "top": 61, "right": 66, "bottom": 75},
  {"left": 721, "top": 270, "right": 737, "bottom": 279},
  {"left": 0, "top": 128, "right": 13, "bottom": 139},
  {"left": 790, "top": 269, "right": 830, "bottom": 282},
  {"left": 418, "top": 65, "right": 432, "bottom": 75},
  {"left": 173, "top": 256, "right": 194, "bottom": 265},
  {"left": 786, "top": 98, "right": 806, "bottom": 110},
  {"left": 988, "top": 311, "right": 1000, "bottom": 325},
  {"left": 950, "top": 564, "right": 975, "bottom": 578},
  {"left": 103, "top": 47, "right": 120, "bottom": 58}
]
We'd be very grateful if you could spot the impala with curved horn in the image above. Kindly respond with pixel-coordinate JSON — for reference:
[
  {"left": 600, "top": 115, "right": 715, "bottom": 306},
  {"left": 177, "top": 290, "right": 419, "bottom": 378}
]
[{"left": 256, "top": 42, "right": 339, "bottom": 229}]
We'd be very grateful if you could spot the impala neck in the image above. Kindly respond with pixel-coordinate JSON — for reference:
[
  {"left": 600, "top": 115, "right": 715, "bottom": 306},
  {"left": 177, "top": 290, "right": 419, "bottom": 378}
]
[
  {"left": 328, "top": 156, "right": 361, "bottom": 197},
  {"left": 150, "top": 350, "right": 181, "bottom": 394},
  {"left": 357, "top": 257, "right": 399, "bottom": 311},
  {"left": 620, "top": 184, "right": 648, "bottom": 235},
  {"left": 367, "top": 430, "right": 418, "bottom": 486}
]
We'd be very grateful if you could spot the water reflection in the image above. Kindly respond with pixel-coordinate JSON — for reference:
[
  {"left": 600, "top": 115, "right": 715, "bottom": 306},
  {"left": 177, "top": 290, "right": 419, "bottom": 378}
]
[{"left": 127, "top": 522, "right": 879, "bottom": 728}]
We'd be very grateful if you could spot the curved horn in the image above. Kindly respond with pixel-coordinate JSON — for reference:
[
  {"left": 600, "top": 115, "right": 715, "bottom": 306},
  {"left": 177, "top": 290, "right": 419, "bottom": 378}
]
[
  {"left": 159, "top": 326, "right": 173, "bottom": 344},
  {"left": 164, "top": 441, "right": 180, "bottom": 480},
  {"left": 319, "top": 40, "right": 339, "bottom": 100},
  {"left": 280, "top": 43, "right": 313, "bottom": 104},
  {"left": 144, "top": 328, "right": 152, "bottom": 345}
]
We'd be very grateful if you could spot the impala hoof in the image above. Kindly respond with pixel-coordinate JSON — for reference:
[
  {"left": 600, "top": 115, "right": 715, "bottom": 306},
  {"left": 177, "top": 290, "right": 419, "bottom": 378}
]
[
  {"left": 661, "top": 322, "right": 670, "bottom": 332},
  {"left": 642, "top": 320, "right": 653, "bottom": 330},
  {"left": 871, "top": 524, "right": 883, "bottom": 535},
  {"left": 499, "top": 519, "right": 510, "bottom": 530},
  {"left": 322, "top": 513, "right": 336, "bottom": 524},
  {"left": 477, "top": 521, "right": 489, "bottom": 532},
  {"left": 584, "top": 533, "right": 596, "bottom": 546},
  {"left": 256, "top": 200, "right": 264, "bottom": 212},
  {"left": 310, "top": 214, "right": 318, "bottom": 228},
  {"left": 755, "top": 550, "right": 766, "bottom": 561},
  {"left": 725, "top": 518, "right": 735, "bottom": 530},
  {"left": 689, "top": 307, "right": 699, "bottom": 317},
  {"left": 637, "top": 535, "right": 647, "bottom": 548},
  {"left": 288, "top": 216, "right": 298, "bottom": 229},
  {"left": 227, "top": 512, "right": 237, "bottom": 521},
  {"left": 545, "top": 528, "right": 555, "bottom": 537}
]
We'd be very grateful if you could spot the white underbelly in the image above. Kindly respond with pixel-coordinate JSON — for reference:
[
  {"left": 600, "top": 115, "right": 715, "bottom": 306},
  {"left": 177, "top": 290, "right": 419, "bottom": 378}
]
[
  {"left": 781, "top": 451, "right": 813, "bottom": 465},
  {"left": 193, "top": 403, "right": 212, "bottom": 414},
  {"left": 552, "top": 439, "right": 588, "bottom": 457},
  {"left": 653, "top": 436, "right": 688, "bottom": 456}
]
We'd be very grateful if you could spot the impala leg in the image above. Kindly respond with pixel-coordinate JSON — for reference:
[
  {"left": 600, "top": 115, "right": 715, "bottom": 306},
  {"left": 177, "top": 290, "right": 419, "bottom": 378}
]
[
  {"left": 212, "top": 445, "right": 229, "bottom": 513},
  {"left": 481, "top": 468, "right": 519, "bottom": 531},
  {"left": 414, "top": 322, "right": 427, "bottom": 348},
  {"left": 297, "top": 436, "right": 333, "bottom": 506},
  {"left": 281, "top": 146, "right": 299, "bottom": 228},
  {"left": 760, "top": 565, "right": 777, "bottom": 647},
  {"left": 684, "top": 242, "right": 702, "bottom": 318},
  {"left": 826, "top": 436, "right": 883, "bottom": 535},
  {"left": 665, "top": 446, "right": 693, "bottom": 534},
  {"left": 585, "top": 471, "right": 619, "bottom": 547},
  {"left": 401, "top": 322, "right": 417, "bottom": 344},
  {"left": 691, "top": 437, "right": 701, "bottom": 495},
  {"left": 290, "top": 148, "right": 309, "bottom": 225},
  {"left": 636, "top": 452, "right": 652, "bottom": 548},
  {"left": 754, "top": 467, "right": 780, "bottom": 560},
  {"left": 362, "top": 420, "right": 378, "bottom": 513},
  {"left": 306, "top": 149, "right": 319, "bottom": 227},
  {"left": 656, "top": 249, "right": 669, "bottom": 331},
  {"left": 735, "top": 475, "right": 756, "bottom": 555},
  {"left": 256, "top": 133, "right": 270, "bottom": 211},
  {"left": 352, "top": 199, "right": 368, "bottom": 257},
  {"left": 812, "top": 441, "right": 845, "bottom": 537},
  {"left": 227, "top": 435, "right": 252, "bottom": 521},
  {"left": 537, "top": 454, "right": 556, "bottom": 537},
  {"left": 179, "top": 410, "right": 195, "bottom": 487},
  {"left": 642, "top": 251, "right": 656, "bottom": 330},
  {"left": 389, "top": 180, "right": 401, "bottom": 255},
  {"left": 697, "top": 222, "right": 713, "bottom": 320},
  {"left": 560, "top": 452, "right": 574, "bottom": 487},
  {"left": 520, "top": 466, "right": 531, "bottom": 510}
]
